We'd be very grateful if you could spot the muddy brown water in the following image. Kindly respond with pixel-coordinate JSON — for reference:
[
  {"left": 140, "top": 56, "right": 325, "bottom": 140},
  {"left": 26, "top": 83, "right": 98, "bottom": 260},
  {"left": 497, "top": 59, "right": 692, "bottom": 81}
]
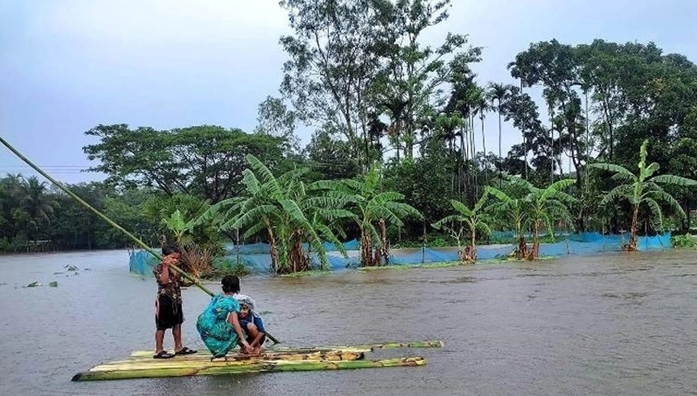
[{"left": 1, "top": 249, "right": 697, "bottom": 396}]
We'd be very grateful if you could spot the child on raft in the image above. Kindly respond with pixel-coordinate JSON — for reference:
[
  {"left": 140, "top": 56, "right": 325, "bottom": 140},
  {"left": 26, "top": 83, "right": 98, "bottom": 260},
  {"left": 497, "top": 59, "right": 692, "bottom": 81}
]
[{"left": 235, "top": 295, "right": 267, "bottom": 352}]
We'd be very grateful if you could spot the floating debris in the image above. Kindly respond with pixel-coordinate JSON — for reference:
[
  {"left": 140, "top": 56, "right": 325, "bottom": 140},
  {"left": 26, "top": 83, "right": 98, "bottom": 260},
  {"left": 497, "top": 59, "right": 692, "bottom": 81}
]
[
  {"left": 49, "top": 281, "right": 58, "bottom": 287},
  {"left": 65, "top": 265, "right": 79, "bottom": 272},
  {"left": 25, "top": 281, "right": 41, "bottom": 288}
]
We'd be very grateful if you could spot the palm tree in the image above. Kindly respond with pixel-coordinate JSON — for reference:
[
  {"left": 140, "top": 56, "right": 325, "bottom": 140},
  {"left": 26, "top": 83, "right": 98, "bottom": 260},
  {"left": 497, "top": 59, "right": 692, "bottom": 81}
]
[
  {"left": 431, "top": 191, "right": 493, "bottom": 263},
  {"left": 487, "top": 83, "right": 509, "bottom": 161},
  {"left": 474, "top": 91, "right": 492, "bottom": 157},
  {"left": 589, "top": 139, "right": 697, "bottom": 251},
  {"left": 19, "top": 176, "right": 58, "bottom": 240}
]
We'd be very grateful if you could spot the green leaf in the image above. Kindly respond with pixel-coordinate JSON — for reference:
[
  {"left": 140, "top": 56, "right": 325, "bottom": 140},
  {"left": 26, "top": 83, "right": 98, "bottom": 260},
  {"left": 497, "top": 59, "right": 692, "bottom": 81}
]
[{"left": 651, "top": 174, "right": 697, "bottom": 187}]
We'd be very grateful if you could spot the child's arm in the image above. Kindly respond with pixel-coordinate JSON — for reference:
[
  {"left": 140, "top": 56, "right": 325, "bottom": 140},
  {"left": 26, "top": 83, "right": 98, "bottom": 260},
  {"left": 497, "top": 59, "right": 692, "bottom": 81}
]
[{"left": 228, "top": 311, "right": 252, "bottom": 352}]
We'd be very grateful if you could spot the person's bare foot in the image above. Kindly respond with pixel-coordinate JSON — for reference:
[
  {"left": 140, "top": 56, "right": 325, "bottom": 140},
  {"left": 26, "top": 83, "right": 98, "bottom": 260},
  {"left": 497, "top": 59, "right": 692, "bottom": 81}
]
[{"left": 242, "top": 346, "right": 261, "bottom": 356}]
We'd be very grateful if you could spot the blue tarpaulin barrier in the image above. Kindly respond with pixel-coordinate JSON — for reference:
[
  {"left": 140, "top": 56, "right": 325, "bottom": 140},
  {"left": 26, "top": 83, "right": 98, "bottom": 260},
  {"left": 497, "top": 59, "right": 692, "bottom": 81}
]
[{"left": 129, "top": 232, "right": 673, "bottom": 276}]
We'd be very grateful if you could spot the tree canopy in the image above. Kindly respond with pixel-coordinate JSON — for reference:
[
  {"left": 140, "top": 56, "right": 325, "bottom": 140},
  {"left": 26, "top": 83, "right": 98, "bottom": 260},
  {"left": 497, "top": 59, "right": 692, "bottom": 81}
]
[{"left": 3, "top": 2, "right": 697, "bottom": 271}]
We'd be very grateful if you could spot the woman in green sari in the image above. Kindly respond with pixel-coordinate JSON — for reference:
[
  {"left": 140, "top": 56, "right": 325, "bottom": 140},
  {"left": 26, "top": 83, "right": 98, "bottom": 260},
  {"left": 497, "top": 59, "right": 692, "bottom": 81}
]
[{"left": 196, "top": 275, "right": 252, "bottom": 358}]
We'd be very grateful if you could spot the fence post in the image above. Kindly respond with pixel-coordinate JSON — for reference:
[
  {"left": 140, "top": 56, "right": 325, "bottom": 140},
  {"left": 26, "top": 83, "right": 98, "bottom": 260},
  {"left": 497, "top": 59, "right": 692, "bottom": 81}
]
[
  {"left": 422, "top": 222, "right": 426, "bottom": 264},
  {"left": 235, "top": 229, "right": 241, "bottom": 266}
]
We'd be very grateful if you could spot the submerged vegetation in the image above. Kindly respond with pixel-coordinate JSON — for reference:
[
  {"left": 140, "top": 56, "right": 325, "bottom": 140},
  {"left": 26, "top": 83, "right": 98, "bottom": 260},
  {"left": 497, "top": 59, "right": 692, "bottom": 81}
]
[{"left": 3, "top": 1, "right": 697, "bottom": 274}]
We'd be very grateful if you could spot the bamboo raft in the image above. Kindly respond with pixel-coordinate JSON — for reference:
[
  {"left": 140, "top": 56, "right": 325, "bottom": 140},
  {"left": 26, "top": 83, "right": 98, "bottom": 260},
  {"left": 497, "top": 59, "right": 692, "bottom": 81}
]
[{"left": 72, "top": 340, "right": 443, "bottom": 381}]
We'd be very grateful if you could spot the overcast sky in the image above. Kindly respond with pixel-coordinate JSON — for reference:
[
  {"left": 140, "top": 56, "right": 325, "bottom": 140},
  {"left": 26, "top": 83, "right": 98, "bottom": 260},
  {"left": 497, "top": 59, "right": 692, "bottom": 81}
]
[{"left": 1, "top": 0, "right": 695, "bottom": 183}]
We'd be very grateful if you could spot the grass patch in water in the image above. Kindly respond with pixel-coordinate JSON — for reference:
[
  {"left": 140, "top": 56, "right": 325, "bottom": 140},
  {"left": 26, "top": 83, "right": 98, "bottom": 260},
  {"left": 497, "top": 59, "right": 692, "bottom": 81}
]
[
  {"left": 356, "top": 255, "right": 560, "bottom": 272},
  {"left": 358, "top": 261, "right": 465, "bottom": 272},
  {"left": 671, "top": 234, "right": 697, "bottom": 248},
  {"left": 279, "top": 269, "right": 331, "bottom": 278},
  {"left": 495, "top": 255, "right": 558, "bottom": 262}
]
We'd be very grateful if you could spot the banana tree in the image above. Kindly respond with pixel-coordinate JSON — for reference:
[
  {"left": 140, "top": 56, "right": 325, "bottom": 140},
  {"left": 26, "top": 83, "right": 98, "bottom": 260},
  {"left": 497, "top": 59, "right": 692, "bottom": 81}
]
[
  {"left": 161, "top": 209, "right": 194, "bottom": 246},
  {"left": 159, "top": 208, "right": 220, "bottom": 277},
  {"left": 318, "top": 162, "right": 422, "bottom": 266},
  {"left": 589, "top": 139, "right": 697, "bottom": 251},
  {"left": 431, "top": 191, "right": 493, "bottom": 263},
  {"left": 278, "top": 169, "right": 353, "bottom": 272},
  {"left": 485, "top": 179, "right": 530, "bottom": 259},
  {"left": 201, "top": 154, "right": 349, "bottom": 273},
  {"left": 519, "top": 178, "right": 576, "bottom": 259}
]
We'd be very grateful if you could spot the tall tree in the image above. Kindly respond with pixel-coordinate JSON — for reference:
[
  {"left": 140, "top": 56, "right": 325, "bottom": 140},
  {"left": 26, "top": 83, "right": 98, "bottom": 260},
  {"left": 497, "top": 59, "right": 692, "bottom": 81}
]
[
  {"left": 487, "top": 83, "right": 510, "bottom": 162},
  {"left": 83, "top": 124, "right": 285, "bottom": 202},
  {"left": 509, "top": 40, "right": 588, "bottom": 191},
  {"left": 19, "top": 176, "right": 58, "bottom": 241},
  {"left": 255, "top": 95, "right": 300, "bottom": 154},
  {"left": 278, "top": 0, "right": 379, "bottom": 169},
  {"left": 370, "top": 0, "right": 481, "bottom": 160}
]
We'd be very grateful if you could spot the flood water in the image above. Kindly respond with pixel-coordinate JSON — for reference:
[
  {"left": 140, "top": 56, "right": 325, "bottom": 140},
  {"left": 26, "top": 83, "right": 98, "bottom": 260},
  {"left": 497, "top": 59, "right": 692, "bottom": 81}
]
[{"left": 1, "top": 249, "right": 697, "bottom": 396}]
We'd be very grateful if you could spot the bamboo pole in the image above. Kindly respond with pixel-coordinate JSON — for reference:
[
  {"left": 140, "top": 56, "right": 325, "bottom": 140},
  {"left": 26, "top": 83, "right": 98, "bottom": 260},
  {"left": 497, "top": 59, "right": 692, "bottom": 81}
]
[
  {"left": 0, "top": 135, "right": 281, "bottom": 344},
  {"left": 0, "top": 135, "right": 212, "bottom": 294},
  {"left": 128, "top": 339, "right": 444, "bottom": 358},
  {"left": 72, "top": 357, "right": 426, "bottom": 381},
  {"left": 114, "top": 350, "right": 365, "bottom": 364}
]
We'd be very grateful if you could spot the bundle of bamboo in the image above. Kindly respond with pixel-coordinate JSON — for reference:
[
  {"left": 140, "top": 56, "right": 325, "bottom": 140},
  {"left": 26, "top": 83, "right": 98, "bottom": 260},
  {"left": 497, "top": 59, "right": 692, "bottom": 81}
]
[
  {"left": 72, "top": 340, "right": 443, "bottom": 381},
  {"left": 72, "top": 357, "right": 426, "bottom": 381}
]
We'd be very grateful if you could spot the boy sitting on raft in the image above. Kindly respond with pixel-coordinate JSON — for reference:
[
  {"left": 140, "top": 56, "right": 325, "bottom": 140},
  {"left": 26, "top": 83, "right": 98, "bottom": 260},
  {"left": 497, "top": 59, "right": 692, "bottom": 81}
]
[{"left": 235, "top": 295, "right": 266, "bottom": 353}]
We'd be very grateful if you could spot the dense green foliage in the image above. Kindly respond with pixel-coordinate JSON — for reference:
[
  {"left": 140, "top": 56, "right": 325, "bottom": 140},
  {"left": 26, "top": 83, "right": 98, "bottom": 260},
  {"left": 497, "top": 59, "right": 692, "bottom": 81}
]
[{"left": 4, "top": 1, "right": 697, "bottom": 265}]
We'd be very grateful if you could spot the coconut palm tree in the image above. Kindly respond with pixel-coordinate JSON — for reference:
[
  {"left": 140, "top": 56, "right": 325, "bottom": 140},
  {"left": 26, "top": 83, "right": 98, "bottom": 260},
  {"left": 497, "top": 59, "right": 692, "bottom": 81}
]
[
  {"left": 589, "top": 139, "right": 697, "bottom": 251},
  {"left": 19, "top": 176, "right": 59, "bottom": 241}
]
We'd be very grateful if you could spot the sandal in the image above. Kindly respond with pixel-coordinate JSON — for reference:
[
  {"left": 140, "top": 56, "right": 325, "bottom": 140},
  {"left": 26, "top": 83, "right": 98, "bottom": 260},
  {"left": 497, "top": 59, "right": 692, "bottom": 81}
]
[
  {"left": 153, "top": 350, "right": 174, "bottom": 359},
  {"left": 175, "top": 347, "right": 197, "bottom": 355}
]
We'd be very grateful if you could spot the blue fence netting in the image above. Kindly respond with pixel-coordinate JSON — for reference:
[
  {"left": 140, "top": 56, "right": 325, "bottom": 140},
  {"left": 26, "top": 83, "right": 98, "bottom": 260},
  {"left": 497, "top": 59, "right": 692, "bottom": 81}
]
[{"left": 128, "top": 232, "right": 673, "bottom": 276}]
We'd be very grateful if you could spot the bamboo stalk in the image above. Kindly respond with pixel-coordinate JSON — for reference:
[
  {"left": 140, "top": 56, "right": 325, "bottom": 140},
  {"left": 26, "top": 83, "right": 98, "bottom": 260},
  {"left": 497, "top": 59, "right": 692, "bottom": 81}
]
[
  {"left": 72, "top": 357, "right": 426, "bottom": 381},
  {"left": 124, "top": 350, "right": 365, "bottom": 363},
  {"left": 95, "top": 351, "right": 364, "bottom": 370},
  {"left": 0, "top": 135, "right": 211, "bottom": 294},
  {"left": 0, "top": 135, "right": 282, "bottom": 344},
  {"left": 368, "top": 340, "right": 444, "bottom": 350},
  {"left": 129, "top": 347, "right": 370, "bottom": 359},
  {"left": 129, "top": 339, "right": 443, "bottom": 358}
]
